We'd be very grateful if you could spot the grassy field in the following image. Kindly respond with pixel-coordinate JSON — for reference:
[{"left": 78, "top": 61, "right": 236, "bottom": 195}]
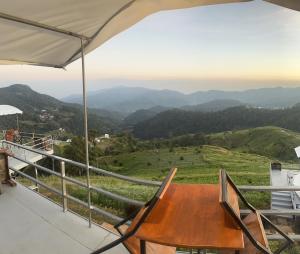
[
  {"left": 20, "top": 145, "right": 272, "bottom": 214},
  {"left": 97, "top": 145, "right": 270, "bottom": 183}
]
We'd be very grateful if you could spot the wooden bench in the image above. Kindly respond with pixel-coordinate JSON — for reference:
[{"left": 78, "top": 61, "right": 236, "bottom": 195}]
[
  {"left": 219, "top": 169, "right": 293, "bottom": 254},
  {"left": 91, "top": 168, "right": 177, "bottom": 254}
]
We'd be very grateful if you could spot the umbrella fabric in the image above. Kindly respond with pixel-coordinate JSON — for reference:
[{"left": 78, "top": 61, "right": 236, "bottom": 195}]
[
  {"left": 0, "top": 0, "right": 250, "bottom": 68},
  {"left": 0, "top": 105, "right": 23, "bottom": 116}
]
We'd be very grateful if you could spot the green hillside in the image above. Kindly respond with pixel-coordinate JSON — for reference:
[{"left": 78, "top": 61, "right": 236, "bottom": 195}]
[
  {"left": 207, "top": 127, "right": 300, "bottom": 161},
  {"left": 0, "top": 84, "right": 119, "bottom": 134},
  {"left": 133, "top": 106, "right": 300, "bottom": 139}
]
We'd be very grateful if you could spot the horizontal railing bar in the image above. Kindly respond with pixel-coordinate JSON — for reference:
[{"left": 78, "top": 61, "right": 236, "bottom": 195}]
[
  {"left": 1, "top": 131, "right": 45, "bottom": 137},
  {"left": 12, "top": 154, "right": 60, "bottom": 176},
  {"left": 89, "top": 165, "right": 161, "bottom": 187},
  {"left": 241, "top": 209, "right": 300, "bottom": 216},
  {"left": 92, "top": 206, "right": 123, "bottom": 223},
  {"left": 267, "top": 235, "right": 300, "bottom": 241},
  {"left": 90, "top": 185, "right": 144, "bottom": 207},
  {"left": 11, "top": 154, "right": 144, "bottom": 206},
  {"left": 4, "top": 140, "right": 161, "bottom": 186},
  {"left": 239, "top": 186, "right": 300, "bottom": 191},
  {"left": 10, "top": 166, "right": 123, "bottom": 223},
  {"left": 12, "top": 154, "right": 88, "bottom": 188},
  {"left": 19, "top": 131, "right": 46, "bottom": 135},
  {"left": 65, "top": 193, "right": 90, "bottom": 208},
  {"left": 23, "top": 139, "right": 52, "bottom": 147},
  {"left": 282, "top": 167, "right": 300, "bottom": 171},
  {"left": 10, "top": 166, "right": 62, "bottom": 196},
  {"left": 19, "top": 158, "right": 53, "bottom": 177},
  {"left": 22, "top": 137, "right": 52, "bottom": 147}
]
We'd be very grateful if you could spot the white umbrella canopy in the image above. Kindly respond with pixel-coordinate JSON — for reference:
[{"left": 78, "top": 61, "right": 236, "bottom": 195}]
[
  {"left": 0, "top": 0, "right": 298, "bottom": 68},
  {"left": 0, "top": 105, "right": 22, "bottom": 116},
  {"left": 0, "top": 0, "right": 252, "bottom": 68}
]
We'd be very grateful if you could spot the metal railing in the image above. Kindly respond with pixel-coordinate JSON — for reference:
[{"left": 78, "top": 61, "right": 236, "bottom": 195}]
[
  {"left": 3, "top": 140, "right": 160, "bottom": 186},
  {"left": 1, "top": 130, "right": 53, "bottom": 151},
  {"left": 3, "top": 140, "right": 160, "bottom": 225},
  {"left": 2, "top": 140, "right": 300, "bottom": 242}
]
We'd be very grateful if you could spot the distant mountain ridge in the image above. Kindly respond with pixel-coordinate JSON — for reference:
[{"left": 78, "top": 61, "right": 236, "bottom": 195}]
[
  {"left": 64, "top": 86, "right": 188, "bottom": 113},
  {"left": 123, "top": 106, "right": 171, "bottom": 127},
  {"left": 63, "top": 86, "right": 300, "bottom": 114},
  {"left": 181, "top": 99, "right": 245, "bottom": 112},
  {"left": 124, "top": 99, "right": 245, "bottom": 127}
]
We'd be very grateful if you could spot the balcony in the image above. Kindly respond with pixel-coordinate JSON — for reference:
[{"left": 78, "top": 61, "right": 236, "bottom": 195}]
[{"left": 0, "top": 140, "right": 300, "bottom": 253}]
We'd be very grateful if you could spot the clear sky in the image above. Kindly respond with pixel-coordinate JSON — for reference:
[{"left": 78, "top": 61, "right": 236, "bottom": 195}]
[{"left": 0, "top": 0, "right": 300, "bottom": 98}]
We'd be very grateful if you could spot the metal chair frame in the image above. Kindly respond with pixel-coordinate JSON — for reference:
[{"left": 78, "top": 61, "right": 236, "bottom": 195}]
[
  {"left": 220, "top": 169, "right": 294, "bottom": 254},
  {"left": 91, "top": 168, "right": 177, "bottom": 254}
]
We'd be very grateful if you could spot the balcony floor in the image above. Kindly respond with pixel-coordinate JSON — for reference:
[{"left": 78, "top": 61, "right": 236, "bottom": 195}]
[{"left": 0, "top": 183, "right": 128, "bottom": 254}]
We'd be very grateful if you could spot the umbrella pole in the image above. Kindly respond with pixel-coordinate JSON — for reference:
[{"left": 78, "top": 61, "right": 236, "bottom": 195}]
[
  {"left": 16, "top": 114, "right": 19, "bottom": 130},
  {"left": 81, "top": 38, "right": 92, "bottom": 228}
]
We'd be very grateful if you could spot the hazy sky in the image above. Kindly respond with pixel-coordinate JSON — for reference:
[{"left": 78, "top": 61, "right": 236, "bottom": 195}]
[{"left": 0, "top": 0, "right": 300, "bottom": 98}]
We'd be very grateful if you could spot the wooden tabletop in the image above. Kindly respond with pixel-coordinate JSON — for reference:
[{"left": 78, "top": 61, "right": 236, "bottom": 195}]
[{"left": 135, "top": 184, "right": 244, "bottom": 250}]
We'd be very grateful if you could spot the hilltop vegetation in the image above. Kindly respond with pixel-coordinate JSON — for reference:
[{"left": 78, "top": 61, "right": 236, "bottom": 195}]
[
  {"left": 133, "top": 105, "right": 300, "bottom": 139},
  {"left": 55, "top": 127, "right": 300, "bottom": 171},
  {"left": 141, "top": 127, "right": 300, "bottom": 161},
  {"left": 207, "top": 127, "right": 300, "bottom": 161}
]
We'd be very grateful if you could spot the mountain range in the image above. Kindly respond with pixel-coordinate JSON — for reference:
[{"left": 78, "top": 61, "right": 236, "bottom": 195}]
[
  {"left": 3, "top": 84, "right": 300, "bottom": 140},
  {"left": 63, "top": 86, "right": 300, "bottom": 114}
]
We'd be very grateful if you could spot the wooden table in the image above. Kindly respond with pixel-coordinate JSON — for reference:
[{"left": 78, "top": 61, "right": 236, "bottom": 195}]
[{"left": 135, "top": 184, "right": 244, "bottom": 251}]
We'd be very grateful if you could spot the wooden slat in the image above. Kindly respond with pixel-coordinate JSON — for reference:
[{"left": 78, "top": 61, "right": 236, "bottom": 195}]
[
  {"left": 241, "top": 212, "right": 270, "bottom": 254},
  {"left": 135, "top": 184, "right": 244, "bottom": 250}
]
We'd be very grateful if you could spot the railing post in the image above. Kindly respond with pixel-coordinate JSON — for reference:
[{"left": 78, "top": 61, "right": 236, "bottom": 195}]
[
  {"left": 34, "top": 163, "right": 39, "bottom": 191},
  {"left": 51, "top": 135, "right": 54, "bottom": 151},
  {"left": 52, "top": 158, "right": 55, "bottom": 171},
  {"left": 60, "top": 161, "right": 67, "bottom": 212}
]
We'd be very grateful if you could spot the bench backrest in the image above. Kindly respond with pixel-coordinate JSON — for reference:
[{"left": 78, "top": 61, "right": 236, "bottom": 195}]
[
  {"left": 128, "top": 168, "right": 177, "bottom": 234},
  {"left": 219, "top": 169, "right": 272, "bottom": 254},
  {"left": 219, "top": 170, "right": 240, "bottom": 220}
]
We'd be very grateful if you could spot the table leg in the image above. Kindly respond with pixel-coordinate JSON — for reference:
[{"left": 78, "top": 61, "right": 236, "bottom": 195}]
[{"left": 140, "top": 240, "right": 146, "bottom": 254}]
